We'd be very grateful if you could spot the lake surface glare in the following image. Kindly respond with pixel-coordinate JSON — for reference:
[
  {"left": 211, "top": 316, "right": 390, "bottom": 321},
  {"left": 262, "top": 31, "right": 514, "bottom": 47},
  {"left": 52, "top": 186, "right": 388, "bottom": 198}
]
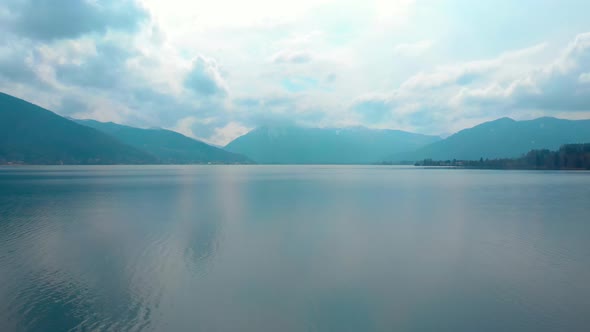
[{"left": 1, "top": 165, "right": 589, "bottom": 332}]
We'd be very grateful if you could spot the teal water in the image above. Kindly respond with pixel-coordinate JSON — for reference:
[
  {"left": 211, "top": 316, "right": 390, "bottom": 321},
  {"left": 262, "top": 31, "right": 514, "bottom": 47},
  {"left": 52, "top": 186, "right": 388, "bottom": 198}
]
[{"left": 1, "top": 166, "right": 589, "bottom": 332}]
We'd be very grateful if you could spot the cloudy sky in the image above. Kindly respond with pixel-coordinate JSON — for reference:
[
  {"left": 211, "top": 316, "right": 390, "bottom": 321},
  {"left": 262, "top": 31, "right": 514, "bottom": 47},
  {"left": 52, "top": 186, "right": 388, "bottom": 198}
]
[{"left": 1, "top": 0, "right": 590, "bottom": 144}]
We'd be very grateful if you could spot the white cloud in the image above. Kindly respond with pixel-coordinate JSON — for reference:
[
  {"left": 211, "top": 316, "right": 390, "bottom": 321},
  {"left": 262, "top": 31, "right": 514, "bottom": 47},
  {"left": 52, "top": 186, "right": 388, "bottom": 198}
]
[
  {"left": 184, "top": 55, "right": 228, "bottom": 96},
  {"left": 209, "top": 122, "right": 252, "bottom": 146},
  {"left": 1, "top": 0, "right": 590, "bottom": 144},
  {"left": 3, "top": 0, "right": 148, "bottom": 41},
  {"left": 393, "top": 40, "right": 433, "bottom": 56},
  {"left": 141, "top": 0, "right": 336, "bottom": 30},
  {"left": 454, "top": 32, "right": 590, "bottom": 112},
  {"left": 351, "top": 33, "right": 590, "bottom": 135},
  {"left": 172, "top": 116, "right": 201, "bottom": 138},
  {"left": 580, "top": 72, "right": 590, "bottom": 83},
  {"left": 400, "top": 43, "right": 547, "bottom": 90},
  {"left": 270, "top": 50, "right": 312, "bottom": 64}
]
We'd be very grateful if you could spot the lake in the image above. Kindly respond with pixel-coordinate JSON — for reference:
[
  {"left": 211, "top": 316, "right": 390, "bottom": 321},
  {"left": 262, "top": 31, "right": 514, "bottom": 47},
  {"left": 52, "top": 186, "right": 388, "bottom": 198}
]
[{"left": 1, "top": 165, "right": 589, "bottom": 331}]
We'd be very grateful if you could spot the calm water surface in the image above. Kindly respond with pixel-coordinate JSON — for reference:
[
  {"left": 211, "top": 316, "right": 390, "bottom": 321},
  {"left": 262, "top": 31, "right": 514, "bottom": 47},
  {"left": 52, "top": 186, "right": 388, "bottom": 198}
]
[{"left": 1, "top": 165, "right": 589, "bottom": 331}]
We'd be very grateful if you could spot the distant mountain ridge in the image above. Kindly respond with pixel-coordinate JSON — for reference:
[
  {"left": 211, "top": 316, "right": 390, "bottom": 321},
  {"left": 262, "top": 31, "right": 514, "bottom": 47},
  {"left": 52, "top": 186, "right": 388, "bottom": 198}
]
[
  {"left": 225, "top": 125, "right": 441, "bottom": 164},
  {"left": 388, "top": 117, "right": 590, "bottom": 162},
  {"left": 0, "top": 91, "right": 249, "bottom": 165},
  {"left": 3, "top": 91, "right": 590, "bottom": 165},
  {"left": 77, "top": 119, "right": 250, "bottom": 164},
  {"left": 0, "top": 92, "right": 156, "bottom": 164}
]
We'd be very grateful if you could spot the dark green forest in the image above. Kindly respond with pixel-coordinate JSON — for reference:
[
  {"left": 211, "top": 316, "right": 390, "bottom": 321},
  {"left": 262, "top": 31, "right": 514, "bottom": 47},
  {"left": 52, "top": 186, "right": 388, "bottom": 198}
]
[{"left": 415, "top": 144, "right": 590, "bottom": 170}]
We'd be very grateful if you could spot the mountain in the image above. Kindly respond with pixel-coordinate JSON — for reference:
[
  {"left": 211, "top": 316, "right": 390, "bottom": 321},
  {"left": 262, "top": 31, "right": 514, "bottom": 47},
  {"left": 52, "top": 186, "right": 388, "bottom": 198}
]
[
  {"left": 76, "top": 119, "right": 251, "bottom": 164},
  {"left": 0, "top": 92, "right": 156, "bottom": 164},
  {"left": 389, "top": 117, "right": 590, "bottom": 162},
  {"left": 225, "top": 125, "right": 441, "bottom": 164}
]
